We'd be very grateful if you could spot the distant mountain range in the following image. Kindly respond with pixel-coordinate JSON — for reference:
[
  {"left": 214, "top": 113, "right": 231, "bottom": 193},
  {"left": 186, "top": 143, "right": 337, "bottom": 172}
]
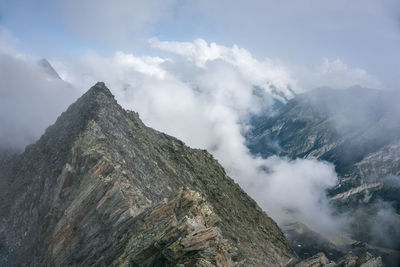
[
  {"left": 248, "top": 86, "right": 400, "bottom": 207},
  {"left": 246, "top": 86, "right": 400, "bottom": 265}
]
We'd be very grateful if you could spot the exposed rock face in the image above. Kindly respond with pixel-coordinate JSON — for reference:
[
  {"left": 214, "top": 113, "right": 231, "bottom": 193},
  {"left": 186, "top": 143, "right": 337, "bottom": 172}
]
[
  {"left": 294, "top": 252, "right": 383, "bottom": 267},
  {"left": 0, "top": 82, "right": 295, "bottom": 266},
  {"left": 295, "top": 252, "right": 332, "bottom": 267}
]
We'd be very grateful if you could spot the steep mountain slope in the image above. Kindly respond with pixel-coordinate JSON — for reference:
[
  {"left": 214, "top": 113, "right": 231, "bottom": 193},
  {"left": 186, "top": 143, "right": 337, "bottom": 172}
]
[
  {"left": 247, "top": 87, "right": 400, "bottom": 209},
  {"left": 0, "top": 82, "right": 296, "bottom": 266}
]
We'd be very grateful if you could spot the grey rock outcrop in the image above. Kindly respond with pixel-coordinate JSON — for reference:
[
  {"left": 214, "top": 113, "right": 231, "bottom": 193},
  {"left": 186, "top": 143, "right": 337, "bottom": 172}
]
[
  {"left": 294, "top": 252, "right": 382, "bottom": 267},
  {"left": 294, "top": 252, "right": 332, "bottom": 267}
]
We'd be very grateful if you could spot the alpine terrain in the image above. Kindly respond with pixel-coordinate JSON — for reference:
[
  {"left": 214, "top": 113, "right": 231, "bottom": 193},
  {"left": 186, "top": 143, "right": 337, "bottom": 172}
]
[
  {"left": 0, "top": 83, "right": 386, "bottom": 266},
  {"left": 0, "top": 83, "right": 297, "bottom": 266},
  {"left": 247, "top": 86, "right": 400, "bottom": 266}
]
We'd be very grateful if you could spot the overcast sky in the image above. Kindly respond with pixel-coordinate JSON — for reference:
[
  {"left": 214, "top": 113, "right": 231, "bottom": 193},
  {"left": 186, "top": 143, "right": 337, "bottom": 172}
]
[{"left": 0, "top": 0, "right": 399, "bottom": 89}]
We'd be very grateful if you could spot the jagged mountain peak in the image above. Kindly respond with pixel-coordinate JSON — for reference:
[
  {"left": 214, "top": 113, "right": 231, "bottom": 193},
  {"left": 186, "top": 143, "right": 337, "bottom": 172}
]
[
  {"left": 38, "top": 58, "right": 62, "bottom": 80},
  {"left": 35, "top": 82, "right": 141, "bottom": 154},
  {"left": 62, "top": 81, "right": 118, "bottom": 116},
  {"left": 83, "top": 81, "right": 115, "bottom": 100}
]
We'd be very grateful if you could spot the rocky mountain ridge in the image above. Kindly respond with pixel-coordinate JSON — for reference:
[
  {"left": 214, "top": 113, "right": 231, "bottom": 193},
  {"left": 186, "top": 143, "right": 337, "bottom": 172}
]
[
  {"left": 0, "top": 82, "right": 296, "bottom": 266},
  {"left": 0, "top": 83, "right": 385, "bottom": 266}
]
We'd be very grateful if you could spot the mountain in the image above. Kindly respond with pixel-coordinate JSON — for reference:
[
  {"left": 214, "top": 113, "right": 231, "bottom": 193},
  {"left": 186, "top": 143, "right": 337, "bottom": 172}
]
[
  {"left": 38, "top": 58, "right": 62, "bottom": 80},
  {"left": 246, "top": 86, "right": 400, "bottom": 265},
  {"left": 0, "top": 82, "right": 296, "bottom": 266},
  {"left": 0, "top": 83, "right": 386, "bottom": 266},
  {"left": 247, "top": 86, "right": 400, "bottom": 210}
]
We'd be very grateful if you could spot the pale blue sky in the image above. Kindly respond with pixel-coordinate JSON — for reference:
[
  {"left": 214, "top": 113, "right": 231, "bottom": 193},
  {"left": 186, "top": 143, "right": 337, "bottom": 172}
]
[{"left": 1, "top": 0, "right": 399, "bottom": 89}]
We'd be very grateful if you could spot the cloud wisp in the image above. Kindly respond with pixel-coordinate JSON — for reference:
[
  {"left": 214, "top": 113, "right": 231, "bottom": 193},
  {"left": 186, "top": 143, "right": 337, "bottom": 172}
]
[{"left": 295, "top": 58, "right": 382, "bottom": 90}]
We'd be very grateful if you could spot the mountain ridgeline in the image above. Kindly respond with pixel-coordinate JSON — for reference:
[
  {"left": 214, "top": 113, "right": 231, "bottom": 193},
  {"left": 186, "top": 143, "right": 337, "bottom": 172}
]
[{"left": 0, "top": 83, "right": 296, "bottom": 266}]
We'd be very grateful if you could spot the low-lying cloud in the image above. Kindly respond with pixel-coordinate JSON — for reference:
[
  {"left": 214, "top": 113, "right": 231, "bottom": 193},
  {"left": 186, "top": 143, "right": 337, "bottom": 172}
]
[
  {"left": 254, "top": 157, "right": 344, "bottom": 236},
  {"left": 50, "top": 38, "right": 359, "bottom": 238},
  {"left": 0, "top": 30, "right": 79, "bottom": 151}
]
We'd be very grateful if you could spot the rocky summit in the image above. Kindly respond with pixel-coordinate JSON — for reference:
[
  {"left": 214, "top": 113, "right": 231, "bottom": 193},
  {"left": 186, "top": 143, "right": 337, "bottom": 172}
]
[{"left": 0, "top": 82, "right": 297, "bottom": 266}]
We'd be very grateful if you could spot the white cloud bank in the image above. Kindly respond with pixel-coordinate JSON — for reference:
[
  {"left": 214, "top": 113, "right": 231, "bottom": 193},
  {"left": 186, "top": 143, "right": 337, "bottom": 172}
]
[
  {"left": 296, "top": 58, "right": 382, "bottom": 90},
  {"left": 52, "top": 39, "right": 361, "bottom": 238},
  {"left": 0, "top": 27, "right": 80, "bottom": 151}
]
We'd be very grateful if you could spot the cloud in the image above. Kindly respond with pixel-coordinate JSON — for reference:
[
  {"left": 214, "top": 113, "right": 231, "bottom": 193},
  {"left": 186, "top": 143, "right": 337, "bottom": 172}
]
[
  {"left": 0, "top": 29, "right": 80, "bottom": 151},
  {"left": 295, "top": 58, "right": 382, "bottom": 90},
  {"left": 53, "top": 38, "right": 350, "bottom": 239},
  {"left": 52, "top": 0, "right": 177, "bottom": 46},
  {"left": 370, "top": 203, "right": 400, "bottom": 248},
  {"left": 150, "top": 38, "right": 298, "bottom": 100},
  {"left": 149, "top": 38, "right": 223, "bottom": 67},
  {"left": 1, "top": 0, "right": 399, "bottom": 88},
  {"left": 52, "top": 39, "right": 300, "bottom": 149},
  {"left": 254, "top": 157, "right": 345, "bottom": 237},
  {"left": 350, "top": 200, "right": 400, "bottom": 249},
  {"left": 0, "top": 25, "right": 19, "bottom": 55}
]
